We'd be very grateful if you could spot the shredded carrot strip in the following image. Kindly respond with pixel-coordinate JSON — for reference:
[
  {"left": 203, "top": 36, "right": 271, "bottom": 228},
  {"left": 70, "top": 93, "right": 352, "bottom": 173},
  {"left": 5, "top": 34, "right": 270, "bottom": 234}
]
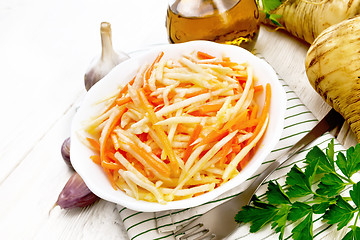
[
  {"left": 87, "top": 137, "right": 100, "bottom": 152},
  {"left": 101, "top": 159, "right": 123, "bottom": 170},
  {"left": 90, "top": 155, "right": 101, "bottom": 165},
  {"left": 104, "top": 168, "right": 117, "bottom": 189},
  {"left": 223, "top": 110, "right": 248, "bottom": 130},
  {"left": 250, "top": 104, "right": 259, "bottom": 120},
  {"left": 147, "top": 90, "right": 176, "bottom": 106},
  {"left": 99, "top": 107, "right": 127, "bottom": 168},
  {"left": 236, "top": 76, "right": 248, "bottom": 82},
  {"left": 103, "top": 77, "right": 135, "bottom": 113},
  {"left": 144, "top": 51, "right": 164, "bottom": 81},
  {"left": 198, "top": 129, "right": 229, "bottom": 146},
  {"left": 115, "top": 96, "right": 132, "bottom": 106},
  {"left": 119, "top": 77, "right": 135, "bottom": 95},
  {"left": 197, "top": 51, "right": 215, "bottom": 59},
  {"left": 231, "top": 137, "right": 241, "bottom": 154},
  {"left": 104, "top": 152, "right": 125, "bottom": 170},
  {"left": 198, "top": 103, "right": 224, "bottom": 113},
  {"left": 183, "top": 124, "right": 203, "bottom": 162},
  {"left": 219, "top": 137, "right": 234, "bottom": 165},
  {"left": 238, "top": 150, "right": 251, "bottom": 170},
  {"left": 223, "top": 56, "right": 231, "bottom": 62},
  {"left": 254, "top": 85, "right": 264, "bottom": 93},
  {"left": 137, "top": 89, "right": 179, "bottom": 175},
  {"left": 184, "top": 89, "right": 208, "bottom": 98},
  {"left": 232, "top": 118, "right": 259, "bottom": 131},
  {"left": 127, "top": 141, "right": 170, "bottom": 177},
  {"left": 217, "top": 61, "right": 238, "bottom": 68}
]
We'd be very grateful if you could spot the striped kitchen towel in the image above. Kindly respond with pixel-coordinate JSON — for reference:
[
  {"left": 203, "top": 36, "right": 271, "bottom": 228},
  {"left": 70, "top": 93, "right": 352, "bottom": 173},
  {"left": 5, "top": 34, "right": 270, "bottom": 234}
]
[{"left": 116, "top": 57, "right": 347, "bottom": 240}]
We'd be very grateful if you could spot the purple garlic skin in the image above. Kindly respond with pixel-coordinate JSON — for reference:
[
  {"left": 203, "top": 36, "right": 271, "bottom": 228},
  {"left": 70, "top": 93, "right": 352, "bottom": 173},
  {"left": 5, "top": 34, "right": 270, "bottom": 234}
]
[
  {"left": 61, "top": 137, "right": 73, "bottom": 169},
  {"left": 57, "top": 172, "right": 100, "bottom": 209}
]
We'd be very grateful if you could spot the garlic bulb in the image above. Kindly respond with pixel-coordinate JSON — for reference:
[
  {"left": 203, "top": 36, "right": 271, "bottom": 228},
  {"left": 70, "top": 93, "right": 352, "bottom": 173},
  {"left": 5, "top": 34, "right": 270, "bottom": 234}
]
[{"left": 84, "top": 22, "right": 129, "bottom": 91}]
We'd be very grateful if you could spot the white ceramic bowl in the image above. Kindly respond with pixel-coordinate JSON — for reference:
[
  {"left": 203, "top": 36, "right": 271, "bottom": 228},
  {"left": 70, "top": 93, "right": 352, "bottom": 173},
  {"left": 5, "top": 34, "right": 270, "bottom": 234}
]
[{"left": 70, "top": 41, "right": 286, "bottom": 212}]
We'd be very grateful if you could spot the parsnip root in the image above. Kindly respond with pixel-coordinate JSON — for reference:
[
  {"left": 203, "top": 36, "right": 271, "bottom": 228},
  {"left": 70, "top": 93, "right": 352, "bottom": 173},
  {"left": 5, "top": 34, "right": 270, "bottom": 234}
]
[
  {"left": 261, "top": 0, "right": 360, "bottom": 43},
  {"left": 305, "top": 15, "right": 360, "bottom": 141}
]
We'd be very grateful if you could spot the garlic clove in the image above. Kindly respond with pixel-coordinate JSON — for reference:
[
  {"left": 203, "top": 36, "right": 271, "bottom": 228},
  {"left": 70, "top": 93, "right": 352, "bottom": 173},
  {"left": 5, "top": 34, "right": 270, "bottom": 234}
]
[
  {"left": 60, "top": 137, "right": 72, "bottom": 169},
  {"left": 56, "top": 172, "right": 100, "bottom": 209},
  {"left": 84, "top": 22, "right": 129, "bottom": 91}
]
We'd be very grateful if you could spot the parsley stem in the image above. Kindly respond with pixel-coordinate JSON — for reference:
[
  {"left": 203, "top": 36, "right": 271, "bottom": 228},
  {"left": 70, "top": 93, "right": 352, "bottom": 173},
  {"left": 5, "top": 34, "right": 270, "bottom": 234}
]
[
  {"left": 342, "top": 197, "right": 352, "bottom": 202},
  {"left": 349, "top": 178, "right": 356, "bottom": 185},
  {"left": 354, "top": 210, "right": 359, "bottom": 227},
  {"left": 337, "top": 173, "right": 354, "bottom": 184}
]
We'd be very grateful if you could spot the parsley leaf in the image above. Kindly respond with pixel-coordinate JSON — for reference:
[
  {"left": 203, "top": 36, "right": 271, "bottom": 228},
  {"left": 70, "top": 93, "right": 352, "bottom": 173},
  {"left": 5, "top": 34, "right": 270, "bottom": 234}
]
[
  {"left": 336, "top": 145, "right": 360, "bottom": 179},
  {"left": 268, "top": 14, "right": 282, "bottom": 26},
  {"left": 326, "top": 140, "right": 335, "bottom": 162},
  {"left": 271, "top": 204, "right": 292, "bottom": 239},
  {"left": 323, "top": 196, "right": 356, "bottom": 230},
  {"left": 343, "top": 226, "right": 360, "bottom": 240},
  {"left": 286, "top": 165, "right": 313, "bottom": 198},
  {"left": 306, "top": 145, "right": 335, "bottom": 174},
  {"left": 316, "top": 173, "right": 347, "bottom": 197},
  {"left": 236, "top": 141, "right": 360, "bottom": 240},
  {"left": 267, "top": 181, "right": 291, "bottom": 205},
  {"left": 350, "top": 182, "right": 360, "bottom": 209},
  {"left": 312, "top": 201, "right": 331, "bottom": 214},
  {"left": 291, "top": 213, "right": 313, "bottom": 240},
  {"left": 266, "top": 181, "right": 292, "bottom": 238},
  {"left": 262, "top": 0, "right": 282, "bottom": 12},
  {"left": 235, "top": 203, "right": 278, "bottom": 232},
  {"left": 288, "top": 202, "right": 312, "bottom": 222}
]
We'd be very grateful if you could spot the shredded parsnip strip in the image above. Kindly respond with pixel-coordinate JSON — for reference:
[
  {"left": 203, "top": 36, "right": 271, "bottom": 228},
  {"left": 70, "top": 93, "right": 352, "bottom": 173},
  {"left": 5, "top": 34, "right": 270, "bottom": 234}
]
[
  {"left": 133, "top": 64, "right": 147, "bottom": 89},
  {"left": 122, "top": 170, "right": 165, "bottom": 204},
  {"left": 131, "top": 92, "right": 213, "bottom": 129},
  {"left": 117, "top": 141, "right": 172, "bottom": 182},
  {"left": 184, "top": 145, "right": 207, "bottom": 172},
  {"left": 160, "top": 183, "right": 215, "bottom": 196},
  {"left": 173, "top": 131, "right": 238, "bottom": 196},
  {"left": 155, "top": 60, "right": 165, "bottom": 82},
  {"left": 155, "top": 116, "right": 209, "bottom": 125},
  {"left": 84, "top": 106, "right": 116, "bottom": 134},
  {"left": 138, "top": 89, "right": 181, "bottom": 174},
  {"left": 167, "top": 108, "right": 182, "bottom": 144},
  {"left": 223, "top": 115, "right": 270, "bottom": 181},
  {"left": 114, "top": 128, "right": 152, "bottom": 153},
  {"left": 230, "top": 66, "right": 254, "bottom": 119},
  {"left": 119, "top": 169, "right": 139, "bottom": 200}
]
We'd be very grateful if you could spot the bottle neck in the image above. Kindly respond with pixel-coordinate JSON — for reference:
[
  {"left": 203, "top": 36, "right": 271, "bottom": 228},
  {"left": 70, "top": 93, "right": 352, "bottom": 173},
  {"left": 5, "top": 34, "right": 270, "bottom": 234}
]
[{"left": 170, "top": 0, "right": 239, "bottom": 17}]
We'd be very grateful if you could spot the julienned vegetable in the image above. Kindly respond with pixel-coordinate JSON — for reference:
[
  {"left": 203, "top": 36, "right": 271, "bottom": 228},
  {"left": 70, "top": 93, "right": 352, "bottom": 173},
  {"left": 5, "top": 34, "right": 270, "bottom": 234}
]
[
  {"left": 236, "top": 140, "right": 360, "bottom": 240},
  {"left": 82, "top": 50, "right": 271, "bottom": 203},
  {"left": 260, "top": 0, "right": 360, "bottom": 44},
  {"left": 305, "top": 16, "right": 360, "bottom": 142}
]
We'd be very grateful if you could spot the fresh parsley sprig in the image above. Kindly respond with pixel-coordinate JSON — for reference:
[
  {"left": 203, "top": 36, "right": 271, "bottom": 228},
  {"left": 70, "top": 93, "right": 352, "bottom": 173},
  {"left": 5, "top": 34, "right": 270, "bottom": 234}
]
[{"left": 235, "top": 140, "right": 360, "bottom": 240}]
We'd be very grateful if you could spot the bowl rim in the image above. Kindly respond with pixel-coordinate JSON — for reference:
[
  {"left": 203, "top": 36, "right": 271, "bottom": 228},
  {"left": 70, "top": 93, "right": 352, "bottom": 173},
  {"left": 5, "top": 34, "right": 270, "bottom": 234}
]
[{"left": 70, "top": 40, "right": 286, "bottom": 212}]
